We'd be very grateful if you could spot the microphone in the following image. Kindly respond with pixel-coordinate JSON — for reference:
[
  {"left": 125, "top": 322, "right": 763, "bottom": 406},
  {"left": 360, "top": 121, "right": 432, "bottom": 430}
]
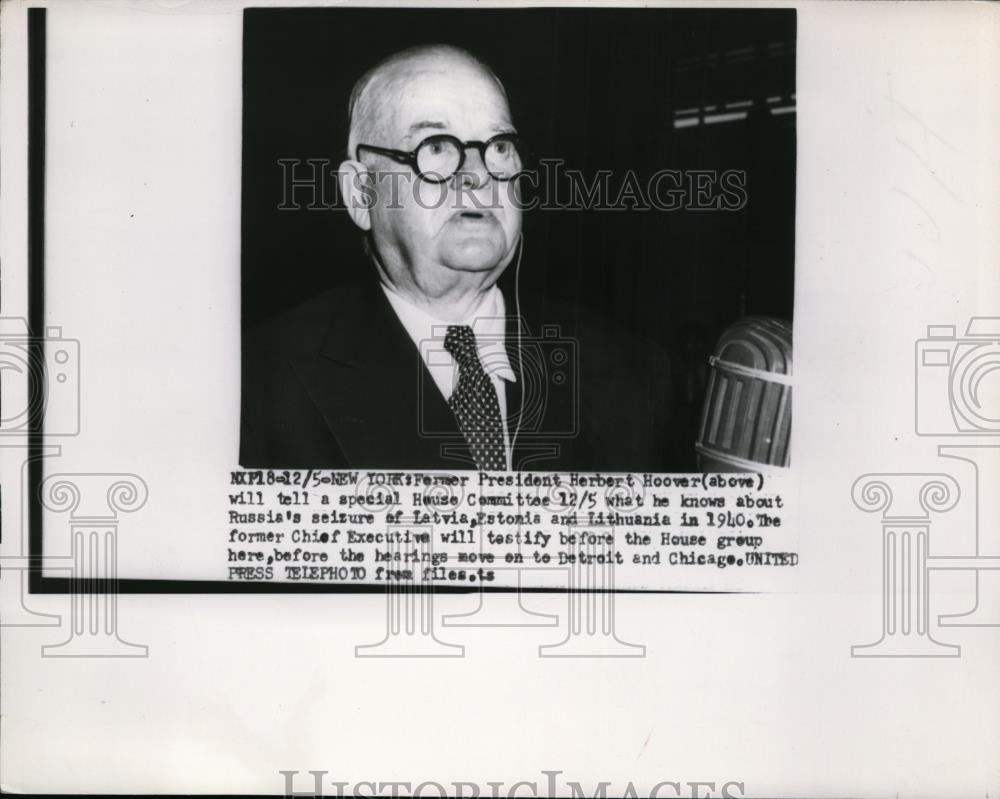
[{"left": 695, "top": 316, "right": 792, "bottom": 472}]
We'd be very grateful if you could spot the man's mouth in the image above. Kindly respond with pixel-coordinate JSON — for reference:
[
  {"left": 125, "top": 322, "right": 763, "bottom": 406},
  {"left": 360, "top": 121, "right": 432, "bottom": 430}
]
[{"left": 452, "top": 209, "right": 497, "bottom": 222}]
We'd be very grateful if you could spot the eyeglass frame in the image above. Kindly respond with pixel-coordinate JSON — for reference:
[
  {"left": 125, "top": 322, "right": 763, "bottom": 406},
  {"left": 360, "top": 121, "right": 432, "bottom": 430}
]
[{"left": 354, "top": 132, "right": 526, "bottom": 184}]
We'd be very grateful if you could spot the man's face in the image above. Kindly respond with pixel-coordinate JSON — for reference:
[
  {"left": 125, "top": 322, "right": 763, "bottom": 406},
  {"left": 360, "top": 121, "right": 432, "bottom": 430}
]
[{"left": 364, "top": 56, "right": 522, "bottom": 292}]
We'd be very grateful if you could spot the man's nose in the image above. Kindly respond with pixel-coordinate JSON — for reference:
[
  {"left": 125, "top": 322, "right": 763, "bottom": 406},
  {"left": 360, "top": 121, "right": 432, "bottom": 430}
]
[{"left": 454, "top": 146, "right": 490, "bottom": 190}]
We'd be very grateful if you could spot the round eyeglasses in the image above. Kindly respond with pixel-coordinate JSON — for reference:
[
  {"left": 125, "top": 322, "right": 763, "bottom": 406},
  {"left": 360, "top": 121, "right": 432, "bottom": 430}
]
[{"left": 355, "top": 133, "right": 524, "bottom": 183}]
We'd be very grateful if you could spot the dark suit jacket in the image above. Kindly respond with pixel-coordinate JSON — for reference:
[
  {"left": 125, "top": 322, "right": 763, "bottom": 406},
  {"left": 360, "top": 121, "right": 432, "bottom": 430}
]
[{"left": 240, "top": 274, "right": 676, "bottom": 472}]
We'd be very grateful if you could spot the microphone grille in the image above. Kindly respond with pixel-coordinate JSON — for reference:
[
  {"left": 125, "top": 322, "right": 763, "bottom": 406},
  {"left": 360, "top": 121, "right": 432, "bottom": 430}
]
[{"left": 695, "top": 316, "right": 792, "bottom": 472}]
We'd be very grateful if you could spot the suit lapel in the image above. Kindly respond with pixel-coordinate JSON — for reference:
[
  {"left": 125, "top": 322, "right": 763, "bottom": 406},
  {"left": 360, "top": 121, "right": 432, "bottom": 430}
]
[
  {"left": 291, "top": 278, "right": 471, "bottom": 470},
  {"left": 291, "top": 275, "right": 578, "bottom": 472}
]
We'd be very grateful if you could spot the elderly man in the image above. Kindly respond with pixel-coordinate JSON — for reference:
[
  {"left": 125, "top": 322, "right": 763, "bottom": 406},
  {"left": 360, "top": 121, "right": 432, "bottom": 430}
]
[{"left": 241, "top": 44, "right": 674, "bottom": 472}]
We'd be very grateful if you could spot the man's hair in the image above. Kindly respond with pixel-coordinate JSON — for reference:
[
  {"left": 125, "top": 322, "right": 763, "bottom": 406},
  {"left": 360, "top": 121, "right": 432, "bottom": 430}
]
[{"left": 345, "top": 43, "right": 507, "bottom": 160}]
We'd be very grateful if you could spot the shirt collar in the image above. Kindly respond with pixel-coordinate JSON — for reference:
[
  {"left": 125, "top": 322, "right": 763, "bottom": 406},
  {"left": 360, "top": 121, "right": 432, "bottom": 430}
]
[{"left": 380, "top": 283, "right": 516, "bottom": 383}]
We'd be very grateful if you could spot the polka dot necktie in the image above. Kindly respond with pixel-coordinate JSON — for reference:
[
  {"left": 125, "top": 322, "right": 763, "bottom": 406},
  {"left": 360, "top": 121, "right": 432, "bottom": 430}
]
[{"left": 444, "top": 325, "right": 506, "bottom": 471}]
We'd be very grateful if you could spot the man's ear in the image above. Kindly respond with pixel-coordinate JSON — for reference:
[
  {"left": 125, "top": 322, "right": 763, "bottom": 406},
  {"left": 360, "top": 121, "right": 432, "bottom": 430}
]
[{"left": 338, "top": 159, "right": 375, "bottom": 231}]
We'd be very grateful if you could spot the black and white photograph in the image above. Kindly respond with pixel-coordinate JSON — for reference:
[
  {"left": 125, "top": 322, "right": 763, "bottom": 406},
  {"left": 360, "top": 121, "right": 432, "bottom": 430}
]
[
  {"left": 1, "top": 1, "right": 998, "bottom": 796},
  {"left": 239, "top": 7, "right": 795, "bottom": 473}
]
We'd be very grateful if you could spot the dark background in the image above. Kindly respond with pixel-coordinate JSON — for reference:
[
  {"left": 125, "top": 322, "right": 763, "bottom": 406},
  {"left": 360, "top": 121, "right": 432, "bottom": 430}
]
[{"left": 242, "top": 7, "right": 796, "bottom": 470}]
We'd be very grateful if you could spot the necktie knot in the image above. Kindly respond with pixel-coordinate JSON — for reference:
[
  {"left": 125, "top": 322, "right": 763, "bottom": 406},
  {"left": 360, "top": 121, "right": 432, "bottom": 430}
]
[{"left": 444, "top": 325, "right": 480, "bottom": 369}]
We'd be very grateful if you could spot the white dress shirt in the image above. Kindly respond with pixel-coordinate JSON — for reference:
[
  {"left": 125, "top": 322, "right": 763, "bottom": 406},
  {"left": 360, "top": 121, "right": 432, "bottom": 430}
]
[{"left": 381, "top": 284, "right": 516, "bottom": 470}]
